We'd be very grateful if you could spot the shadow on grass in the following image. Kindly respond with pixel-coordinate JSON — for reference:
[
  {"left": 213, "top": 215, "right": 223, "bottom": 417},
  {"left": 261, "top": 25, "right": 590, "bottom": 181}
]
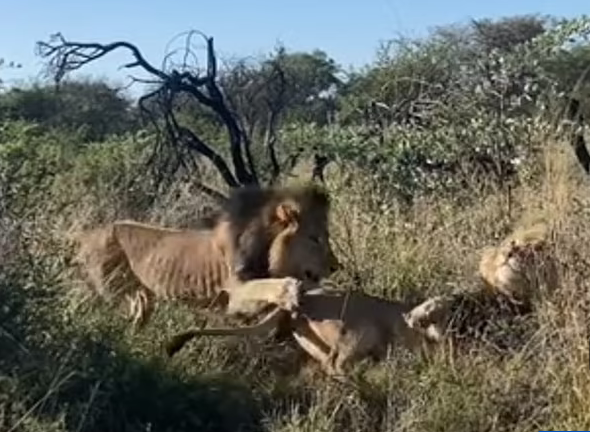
[{"left": 0, "top": 269, "right": 265, "bottom": 432}]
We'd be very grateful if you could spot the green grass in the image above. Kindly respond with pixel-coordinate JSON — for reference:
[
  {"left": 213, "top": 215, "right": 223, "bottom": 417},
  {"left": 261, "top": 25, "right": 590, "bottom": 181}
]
[{"left": 1, "top": 138, "right": 589, "bottom": 432}]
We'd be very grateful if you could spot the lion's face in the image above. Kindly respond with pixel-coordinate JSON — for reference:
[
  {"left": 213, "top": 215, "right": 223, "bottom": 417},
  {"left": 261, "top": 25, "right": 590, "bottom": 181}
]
[
  {"left": 267, "top": 201, "right": 340, "bottom": 283},
  {"left": 494, "top": 242, "right": 529, "bottom": 291},
  {"left": 222, "top": 184, "right": 340, "bottom": 283},
  {"left": 481, "top": 238, "right": 558, "bottom": 302}
]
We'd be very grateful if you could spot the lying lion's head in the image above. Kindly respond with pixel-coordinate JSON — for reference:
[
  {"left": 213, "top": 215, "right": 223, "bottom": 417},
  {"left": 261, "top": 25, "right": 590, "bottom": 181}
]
[
  {"left": 479, "top": 223, "right": 559, "bottom": 303},
  {"left": 220, "top": 183, "right": 340, "bottom": 283}
]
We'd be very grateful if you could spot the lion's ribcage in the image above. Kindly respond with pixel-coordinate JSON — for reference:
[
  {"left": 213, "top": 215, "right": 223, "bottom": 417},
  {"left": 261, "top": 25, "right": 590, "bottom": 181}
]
[{"left": 123, "top": 234, "right": 231, "bottom": 302}]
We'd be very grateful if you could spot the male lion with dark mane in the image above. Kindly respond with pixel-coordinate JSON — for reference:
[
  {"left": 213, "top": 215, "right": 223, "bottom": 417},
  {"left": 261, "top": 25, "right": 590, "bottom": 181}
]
[{"left": 73, "top": 183, "right": 340, "bottom": 329}]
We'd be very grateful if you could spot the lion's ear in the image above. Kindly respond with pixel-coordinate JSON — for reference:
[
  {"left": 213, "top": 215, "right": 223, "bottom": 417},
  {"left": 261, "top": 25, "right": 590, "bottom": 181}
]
[{"left": 274, "top": 200, "right": 301, "bottom": 226}]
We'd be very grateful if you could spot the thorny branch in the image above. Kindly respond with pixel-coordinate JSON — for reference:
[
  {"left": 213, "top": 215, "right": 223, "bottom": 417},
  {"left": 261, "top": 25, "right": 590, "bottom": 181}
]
[{"left": 36, "top": 31, "right": 266, "bottom": 202}]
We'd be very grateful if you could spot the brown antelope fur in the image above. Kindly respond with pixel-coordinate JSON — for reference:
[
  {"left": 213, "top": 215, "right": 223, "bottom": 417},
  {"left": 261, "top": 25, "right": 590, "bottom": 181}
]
[
  {"left": 166, "top": 287, "right": 434, "bottom": 376},
  {"left": 73, "top": 184, "right": 340, "bottom": 329},
  {"left": 166, "top": 283, "right": 541, "bottom": 375}
]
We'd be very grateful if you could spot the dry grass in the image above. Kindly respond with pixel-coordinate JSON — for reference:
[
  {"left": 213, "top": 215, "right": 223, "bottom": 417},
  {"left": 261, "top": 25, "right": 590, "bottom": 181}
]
[{"left": 1, "top": 138, "right": 589, "bottom": 432}]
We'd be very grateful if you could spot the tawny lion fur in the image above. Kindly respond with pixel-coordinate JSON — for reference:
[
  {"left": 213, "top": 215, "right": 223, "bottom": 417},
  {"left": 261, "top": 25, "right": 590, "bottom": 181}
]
[
  {"left": 478, "top": 222, "right": 560, "bottom": 304},
  {"left": 402, "top": 222, "right": 560, "bottom": 349},
  {"left": 73, "top": 184, "right": 340, "bottom": 329},
  {"left": 166, "top": 235, "right": 548, "bottom": 376},
  {"left": 166, "top": 287, "right": 435, "bottom": 376}
]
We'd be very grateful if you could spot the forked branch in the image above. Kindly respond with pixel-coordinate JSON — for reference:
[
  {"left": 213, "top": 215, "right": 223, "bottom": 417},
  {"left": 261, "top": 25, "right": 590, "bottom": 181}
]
[{"left": 36, "top": 31, "right": 262, "bottom": 199}]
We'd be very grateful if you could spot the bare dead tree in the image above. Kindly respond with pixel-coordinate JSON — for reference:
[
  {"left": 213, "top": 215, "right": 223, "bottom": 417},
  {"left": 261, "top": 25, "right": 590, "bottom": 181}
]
[
  {"left": 35, "top": 31, "right": 291, "bottom": 204},
  {"left": 219, "top": 50, "right": 296, "bottom": 185}
]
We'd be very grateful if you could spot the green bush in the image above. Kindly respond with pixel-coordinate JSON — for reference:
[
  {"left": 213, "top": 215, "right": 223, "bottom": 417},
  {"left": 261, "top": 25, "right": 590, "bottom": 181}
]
[{"left": 1, "top": 13, "right": 590, "bottom": 432}]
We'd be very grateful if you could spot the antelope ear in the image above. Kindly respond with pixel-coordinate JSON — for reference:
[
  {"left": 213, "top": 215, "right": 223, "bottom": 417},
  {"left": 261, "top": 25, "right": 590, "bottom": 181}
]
[{"left": 274, "top": 200, "right": 301, "bottom": 225}]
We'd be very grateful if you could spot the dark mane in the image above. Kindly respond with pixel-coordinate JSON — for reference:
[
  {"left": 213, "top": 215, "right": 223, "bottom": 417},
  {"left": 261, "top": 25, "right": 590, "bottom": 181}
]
[
  {"left": 223, "top": 183, "right": 330, "bottom": 228},
  {"left": 444, "top": 289, "right": 534, "bottom": 352},
  {"left": 220, "top": 183, "right": 331, "bottom": 281}
]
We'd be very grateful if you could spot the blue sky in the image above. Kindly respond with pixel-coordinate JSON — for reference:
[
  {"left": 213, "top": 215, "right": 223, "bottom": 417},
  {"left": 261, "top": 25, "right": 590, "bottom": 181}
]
[{"left": 1, "top": 0, "right": 587, "bottom": 94}]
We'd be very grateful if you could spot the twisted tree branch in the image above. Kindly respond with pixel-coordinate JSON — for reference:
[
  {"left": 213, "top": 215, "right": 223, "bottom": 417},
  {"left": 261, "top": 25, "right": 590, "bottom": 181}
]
[{"left": 36, "top": 31, "right": 264, "bottom": 202}]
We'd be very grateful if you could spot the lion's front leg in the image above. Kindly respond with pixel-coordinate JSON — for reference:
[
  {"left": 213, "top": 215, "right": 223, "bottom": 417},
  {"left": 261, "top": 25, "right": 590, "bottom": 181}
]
[{"left": 224, "top": 277, "right": 303, "bottom": 318}]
